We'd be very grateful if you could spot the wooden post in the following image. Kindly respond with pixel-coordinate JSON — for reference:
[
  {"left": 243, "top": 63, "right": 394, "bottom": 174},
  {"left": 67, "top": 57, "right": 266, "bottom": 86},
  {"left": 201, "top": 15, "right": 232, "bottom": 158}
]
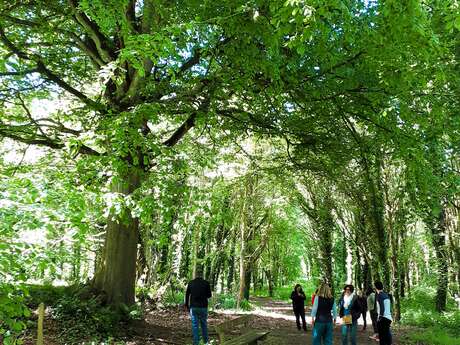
[{"left": 37, "top": 303, "right": 44, "bottom": 345}]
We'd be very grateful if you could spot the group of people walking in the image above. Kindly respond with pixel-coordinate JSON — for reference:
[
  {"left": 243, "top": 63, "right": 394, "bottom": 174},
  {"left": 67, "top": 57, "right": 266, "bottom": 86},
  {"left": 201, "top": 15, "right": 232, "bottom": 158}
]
[{"left": 290, "top": 281, "right": 393, "bottom": 345}]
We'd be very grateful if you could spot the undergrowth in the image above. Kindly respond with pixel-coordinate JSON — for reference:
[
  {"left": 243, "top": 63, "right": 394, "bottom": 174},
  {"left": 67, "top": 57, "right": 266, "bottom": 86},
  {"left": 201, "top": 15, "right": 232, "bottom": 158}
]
[
  {"left": 400, "top": 282, "right": 460, "bottom": 345},
  {"left": 25, "top": 285, "right": 142, "bottom": 344}
]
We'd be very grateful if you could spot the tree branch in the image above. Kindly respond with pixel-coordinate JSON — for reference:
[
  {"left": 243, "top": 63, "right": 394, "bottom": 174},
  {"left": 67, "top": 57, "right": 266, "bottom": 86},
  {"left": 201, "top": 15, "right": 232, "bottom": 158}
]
[
  {"left": 68, "top": 0, "right": 115, "bottom": 63},
  {"left": 36, "top": 61, "right": 102, "bottom": 110},
  {"left": 0, "top": 25, "right": 103, "bottom": 110},
  {"left": 0, "top": 69, "right": 39, "bottom": 77},
  {"left": 0, "top": 126, "right": 101, "bottom": 156},
  {"left": 162, "top": 112, "right": 198, "bottom": 147},
  {"left": 141, "top": 0, "right": 157, "bottom": 34},
  {"left": 17, "top": 94, "right": 48, "bottom": 138},
  {"left": 162, "top": 98, "right": 211, "bottom": 147}
]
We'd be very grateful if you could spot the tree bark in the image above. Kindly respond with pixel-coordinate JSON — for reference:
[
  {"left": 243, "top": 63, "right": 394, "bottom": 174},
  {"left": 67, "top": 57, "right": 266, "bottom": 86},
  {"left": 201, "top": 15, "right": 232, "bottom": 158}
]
[{"left": 93, "top": 169, "right": 142, "bottom": 306}]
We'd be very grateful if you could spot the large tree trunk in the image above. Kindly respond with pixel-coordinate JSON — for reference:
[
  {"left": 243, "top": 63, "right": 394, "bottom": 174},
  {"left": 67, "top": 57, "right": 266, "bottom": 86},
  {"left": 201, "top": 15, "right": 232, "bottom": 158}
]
[{"left": 93, "top": 170, "right": 142, "bottom": 306}]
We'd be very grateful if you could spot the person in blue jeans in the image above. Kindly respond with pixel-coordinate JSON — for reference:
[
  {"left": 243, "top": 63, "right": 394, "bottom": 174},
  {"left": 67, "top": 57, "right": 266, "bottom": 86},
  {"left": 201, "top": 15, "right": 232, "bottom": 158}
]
[
  {"left": 338, "top": 284, "right": 362, "bottom": 345},
  {"left": 311, "top": 282, "right": 337, "bottom": 345},
  {"left": 185, "top": 266, "right": 212, "bottom": 345}
]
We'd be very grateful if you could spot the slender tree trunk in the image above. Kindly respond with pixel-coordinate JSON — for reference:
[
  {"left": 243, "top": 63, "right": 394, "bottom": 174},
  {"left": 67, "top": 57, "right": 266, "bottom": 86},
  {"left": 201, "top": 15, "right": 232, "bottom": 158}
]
[
  {"left": 93, "top": 170, "right": 142, "bottom": 306},
  {"left": 266, "top": 269, "right": 274, "bottom": 297},
  {"left": 243, "top": 269, "right": 251, "bottom": 300},
  {"left": 227, "top": 236, "right": 235, "bottom": 292},
  {"left": 362, "top": 259, "right": 371, "bottom": 292},
  {"left": 391, "top": 253, "right": 401, "bottom": 321},
  {"left": 237, "top": 209, "right": 248, "bottom": 306},
  {"left": 367, "top": 166, "right": 391, "bottom": 288},
  {"left": 405, "top": 261, "right": 411, "bottom": 296},
  {"left": 72, "top": 242, "right": 81, "bottom": 282},
  {"left": 430, "top": 207, "right": 449, "bottom": 312},
  {"left": 237, "top": 244, "right": 246, "bottom": 307},
  {"left": 400, "top": 269, "right": 406, "bottom": 298}
]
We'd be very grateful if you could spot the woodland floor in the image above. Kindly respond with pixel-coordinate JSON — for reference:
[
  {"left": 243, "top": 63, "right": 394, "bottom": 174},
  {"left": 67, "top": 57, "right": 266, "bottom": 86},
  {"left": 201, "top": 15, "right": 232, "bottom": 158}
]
[{"left": 23, "top": 296, "right": 404, "bottom": 345}]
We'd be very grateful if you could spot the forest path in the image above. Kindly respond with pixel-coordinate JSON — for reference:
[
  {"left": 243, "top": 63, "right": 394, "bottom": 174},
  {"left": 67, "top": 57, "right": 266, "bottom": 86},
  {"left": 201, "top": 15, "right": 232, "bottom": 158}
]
[
  {"left": 243, "top": 296, "right": 398, "bottom": 345},
  {"left": 23, "top": 297, "right": 403, "bottom": 344}
]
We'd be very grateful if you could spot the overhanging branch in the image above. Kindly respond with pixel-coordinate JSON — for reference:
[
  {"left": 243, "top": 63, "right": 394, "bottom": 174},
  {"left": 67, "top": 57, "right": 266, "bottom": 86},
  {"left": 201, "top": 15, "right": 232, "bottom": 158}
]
[
  {"left": 162, "top": 112, "right": 198, "bottom": 147},
  {"left": 0, "top": 25, "right": 103, "bottom": 111}
]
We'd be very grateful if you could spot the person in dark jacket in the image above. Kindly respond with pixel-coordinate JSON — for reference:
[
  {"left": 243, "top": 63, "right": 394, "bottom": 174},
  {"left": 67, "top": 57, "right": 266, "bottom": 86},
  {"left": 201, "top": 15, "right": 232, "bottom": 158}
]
[
  {"left": 185, "top": 266, "right": 212, "bottom": 345},
  {"left": 338, "top": 284, "right": 362, "bottom": 345},
  {"left": 357, "top": 289, "right": 368, "bottom": 331},
  {"left": 375, "top": 281, "right": 393, "bottom": 345},
  {"left": 290, "top": 284, "right": 307, "bottom": 331},
  {"left": 311, "top": 282, "right": 337, "bottom": 345}
]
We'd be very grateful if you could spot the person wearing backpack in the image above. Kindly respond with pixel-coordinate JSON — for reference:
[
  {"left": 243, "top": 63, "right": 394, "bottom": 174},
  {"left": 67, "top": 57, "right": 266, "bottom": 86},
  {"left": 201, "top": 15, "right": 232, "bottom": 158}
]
[
  {"left": 338, "top": 284, "right": 362, "bottom": 345},
  {"left": 311, "top": 282, "right": 337, "bottom": 345},
  {"left": 290, "top": 284, "right": 307, "bottom": 331},
  {"left": 375, "top": 281, "right": 393, "bottom": 345}
]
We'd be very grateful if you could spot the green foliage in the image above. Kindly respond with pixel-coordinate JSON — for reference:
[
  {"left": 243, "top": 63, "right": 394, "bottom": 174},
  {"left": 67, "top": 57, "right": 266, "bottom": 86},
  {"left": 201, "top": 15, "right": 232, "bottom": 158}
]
[
  {"left": 162, "top": 290, "right": 185, "bottom": 307},
  {"left": 238, "top": 299, "right": 253, "bottom": 311},
  {"left": 25, "top": 284, "right": 69, "bottom": 309},
  {"left": 0, "top": 284, "right": 30, "bottom": 344},
  {"left": 51, "top": 294, "right": 122, "bottom": 343},
  {"left": 212, "top": 294, "right": 237, "bottom": 310},
  {"left": 271, "top": 286, "right": 294, "bottom": 302},
  {"left": 406, "top": 328, "right": 460, "bottom": 345},
  {"left": 0, "top": 0, "right": 459, "bottom": 343},
  {"left": 401, "top": 283, "right": 460, "bottom": 338}
]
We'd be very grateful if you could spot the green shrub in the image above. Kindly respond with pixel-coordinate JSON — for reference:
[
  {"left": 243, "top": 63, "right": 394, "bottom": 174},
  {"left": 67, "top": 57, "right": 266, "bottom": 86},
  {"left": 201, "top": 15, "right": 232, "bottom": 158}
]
[
  {"left": 254, "top": 281, "right": 317, "bottom": 303},
  {"left": 25, "top": 284, "right": 68, "bottom": 309},
  {"left": 211, "top": 294, "right": 253, "bottom": 311},
  {"left": 238, "top": 299, "right": 253, "bottom": 311},
  {"left": 213, "top": 294, "right": 237, "bottom": 310},
  {"left": 51, "top": 294, "right": 123, "bottom": 343},
  {"left": 272, "top": 286, "right": 294, "bottom": 301},
  {"left": 162, "top": 290, "right": 185, "bottom": 306},
  {"left": 400, "top": 283, "right": 460, "bottom": 337},
  {"left": 0, "top": 284, "right": 30, "bottom": 345}
]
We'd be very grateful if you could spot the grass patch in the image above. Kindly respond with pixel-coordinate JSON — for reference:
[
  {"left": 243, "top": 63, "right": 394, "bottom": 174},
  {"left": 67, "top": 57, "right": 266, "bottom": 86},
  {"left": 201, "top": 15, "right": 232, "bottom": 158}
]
[{"left": 406, "top": 328, "right": 460, "bottom": 345}]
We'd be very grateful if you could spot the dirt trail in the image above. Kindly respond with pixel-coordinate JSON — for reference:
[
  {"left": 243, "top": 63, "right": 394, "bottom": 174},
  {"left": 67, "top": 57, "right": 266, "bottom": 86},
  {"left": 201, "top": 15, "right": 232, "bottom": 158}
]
[
  {"left": 240, "top": 296, "right": 399, "bottom": 345},
  {"left": 23, "top": 297, "right": 403, "bottom": 344}
]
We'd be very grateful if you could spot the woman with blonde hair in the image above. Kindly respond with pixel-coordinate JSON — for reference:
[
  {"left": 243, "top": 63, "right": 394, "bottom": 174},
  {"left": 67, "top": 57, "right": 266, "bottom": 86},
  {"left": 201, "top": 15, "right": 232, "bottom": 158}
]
[{"left": 311, "top": 283, "right": 337, "bottom": 345}]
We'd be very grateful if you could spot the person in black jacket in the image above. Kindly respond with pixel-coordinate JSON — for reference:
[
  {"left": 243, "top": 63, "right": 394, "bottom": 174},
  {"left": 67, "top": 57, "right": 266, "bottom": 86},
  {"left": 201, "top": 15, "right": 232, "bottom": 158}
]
[
  {"left": 290, "top": 284, "right": 307, "bottom": 331},
  {"left": 185, "top": 266, "right": 212, "bottom": 345},
  {"left": 311, "top": 282, "right": 337, "bottom": 345},
  {"left": 338, "top": 284, "right": 362, "bottom": 345},
  {"left": 357, "top": 289, "right": 368, "bottom": 331}
]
